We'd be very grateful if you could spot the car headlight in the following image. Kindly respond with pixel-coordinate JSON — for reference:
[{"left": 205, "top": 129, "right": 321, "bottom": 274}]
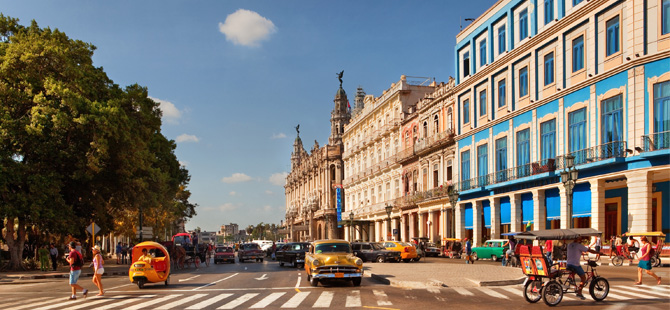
[
  {"left": 355, "top": 258, "right": 363, "bottom": 266},
  {"left": 133, "top": 264, "right": 144, "bottom": 268},
  {"left": 312, "top": 259, "right": 322, "bottom": 267}
]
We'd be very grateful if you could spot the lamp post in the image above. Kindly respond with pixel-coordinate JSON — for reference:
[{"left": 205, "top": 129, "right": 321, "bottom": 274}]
[
  {"left": 385, "top": 204, "right": 393, "bottom": 241},
  {"left": 560, "top": 155, "right": 578, "bottom": 228},
  {"left": 447, "top": 186, "right": 459, "bottom": 238},
  {"left": 349, "top": 211, "right": 355, "bottom": 242}
]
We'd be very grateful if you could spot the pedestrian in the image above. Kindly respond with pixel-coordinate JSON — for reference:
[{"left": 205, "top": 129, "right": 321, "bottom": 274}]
[
  {"left": 566, "top": 236, "right": 602, "bottom": 299},
  {"left": 464, "top": 238, "right": 474, "bottom": 264},
  {"left": 91, "top": 245, "right": 104, "bottom": 296},
  {"left": 121, "top": 243, "right": 128, "bottom": 264},
  {"left": 545, "top": 239, "right": 554, "bottom": 265},
  {"left": 66, "top": 241, "right": 88, "bottom": 300},
  {"left": 271, "top": 242, "right": 277, "bottom": 260},
  {"left": 502, "top": 236, "right": 516, "bottom": 266},
  {"left": 635, "top": 236, "right": 662, "bottom": 285},
  {"left": 38, "top": 245, "right": 50, "bottom": 272},
  {"left": 615, "top": 235, "right": 623, "bottom": 256},
  {"left": 75, "top": 241, "right": 82, "bottom": 256},
  {"left": 116, "top": 242, "right": 122, "bottom": 264},
  {"left": 50, "top": 243, "right": 59, "bottom": 271},
  {"left": 589, "top": 235, "right": 602, "bottom": 259}
]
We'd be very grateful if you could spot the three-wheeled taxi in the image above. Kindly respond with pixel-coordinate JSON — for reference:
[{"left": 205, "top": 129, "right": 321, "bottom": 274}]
[
  {"left": 441, "top": 238, "right": 462, "bottom": 259},
  {"left": 129, "top": 241, "right": 171, "bottom": 289},
  {"left": 620, "top": 232, "right": 667, "bottom": 267}
]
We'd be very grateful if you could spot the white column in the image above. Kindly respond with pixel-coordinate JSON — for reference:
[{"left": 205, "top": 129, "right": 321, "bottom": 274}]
[
  {"left": 627, "top": 171, "right": 652, "bottom": 232},
  {"left": 474, "top": 201, "right": 483, "bottom": 247},
  {"left": 409, "top": 213, "right": 416, "bottom": 239},
  {"left": 491, "top": 197, "right": 500, "bottom": 239},
  {"left": 510, "top": 194, "right": 522, "bottom": 232},
  {"left": 590, "top": 179, "right": 606, "bottom": 232},
  {"left": 533, "top": 189, "right": 545, "bottom": 231},
  {"left": 418, "top": 212, "right": 425, "bottom": 238},
  {"left": 559, "top": 184, "right": 570, "bottom": 229},
  {"left": 441, "top": 207, "right": 448, "bottom": 241},
  {"left": 391, "top": 218, "right": 399, "bottom": 241},
  {"left": 455, "top": 203, "right": 465, "bottom": 240},
  {"left": 375, "top": 220, "right": 381, "bottom": 242},
  {"left": 429, "top": 211, "right": 437, "bottom": 241},
  {"left": 400, "top": 214, "right": 407, "bottom": 242}
]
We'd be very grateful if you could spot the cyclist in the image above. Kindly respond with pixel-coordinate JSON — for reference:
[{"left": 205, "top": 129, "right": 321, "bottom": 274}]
[
  {"left": 502, "top": 236, "right": 516, "bottom": 266},
  {"left": 567, "top": 236, "right": 604, "bottom": 299}
]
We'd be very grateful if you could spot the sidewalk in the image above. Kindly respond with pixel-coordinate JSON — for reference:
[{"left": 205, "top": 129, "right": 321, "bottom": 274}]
[{"left": 0, "top": 261, "right": 130, "bottom": 283}]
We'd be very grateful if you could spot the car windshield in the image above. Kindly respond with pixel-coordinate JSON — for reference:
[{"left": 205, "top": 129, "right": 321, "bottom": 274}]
[
  {"left": 401, "top": 242, "right": 414, "bottom": 247},
  {"left": 243, "top": 244, "right": 260, "bottom": 250},
  {"left": 315, "top": 243, "right": 351, "bottom": 254},
  {"left": 292, "top": 243, "right": 307, "bottom": 250},
  {"left": 371, "top": 243, "right": 385, "bottom": 250},
  {"left": 216, "top": 247, "right": 232, "bottom": 253}
]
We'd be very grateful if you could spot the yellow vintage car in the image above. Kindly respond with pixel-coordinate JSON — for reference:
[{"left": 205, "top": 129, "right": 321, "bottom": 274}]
[
  {"left": 382, "top": 241, "right": 418, "bottom": 262},
  {"left": 304, "top": 239, "right": 363, "bottom": 287}
]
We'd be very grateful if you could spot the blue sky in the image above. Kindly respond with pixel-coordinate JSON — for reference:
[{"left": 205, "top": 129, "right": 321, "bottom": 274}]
[{"left": 1, "top": 0, "right": 496, "bottom": 232}]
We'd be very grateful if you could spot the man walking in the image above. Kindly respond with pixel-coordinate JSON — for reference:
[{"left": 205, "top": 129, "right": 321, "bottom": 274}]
[
  {"left": 66, "top": 242, "right": 88, "bottom": 300},
  {"left": 464, "top": 238, "right": 474, "bottom": 264},
  {"left": 50, "top": 244, "right": 59, "bottom": 271},
  {"left": 116, "top": 242, "right": 123, "bottom": 264}
]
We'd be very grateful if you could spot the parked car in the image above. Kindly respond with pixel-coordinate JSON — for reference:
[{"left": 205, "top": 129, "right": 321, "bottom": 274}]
[
  {"left": 276, "top": 242, "right": 310, "bottom": 268},
  {"left": 351, "top": 242, "right": 401, "bottom": 263},
  {"left": 471, "top": 239, "right": 508, "bottom": 261},
  {"left": 424, "top": 242, "right": 441, "bottom": 257},
  {"left": 382, "top": 241, "right": 418, "bottom": 262},
  {"left": 238, "top": 242, "right": 264, "bottom": 262},
  {"left": 214, "top": 246, "right": 235, "bottom": 264},
  {"left": 304, "top": 239, "right": 362, "bottom": 287}
]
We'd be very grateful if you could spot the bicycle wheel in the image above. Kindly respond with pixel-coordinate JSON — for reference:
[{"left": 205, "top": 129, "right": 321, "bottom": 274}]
[
  {"left": 611, "top": 256, "right": 623, "bottom": 267},
  {"left": 589, "top": 277, "right": 609, "bottom": 301},
  {"left": 653, "top": 257, "right": 661, "bottom": 268},
  {"left": 523, "top": 280, "right": 542, "bottom": 303},
  {"left": 542, "top": 281, "right": 564, "bottom": 307},
  {"left": 650, "top": 256, "right": 659, "bottom": 268}
]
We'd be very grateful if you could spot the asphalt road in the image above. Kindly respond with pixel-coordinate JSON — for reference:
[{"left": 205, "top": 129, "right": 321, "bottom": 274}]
[{"left": 0, "top": 256, "right": 668, "bottom": 309}]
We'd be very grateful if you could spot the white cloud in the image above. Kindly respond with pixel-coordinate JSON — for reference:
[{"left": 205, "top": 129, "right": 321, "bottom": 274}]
[
  {"left": 176, "top": 134, "right": 200, "bottom": 143},
  {"left": 265, "top": 190, "right": 273, "bottom": 195},
  {"left": 218, "top": 203, "right": 239, "bottom": 212},
  {"left": 262, "top": 205, "right": 272, "bottom": 212},
  {"left": 222, "top": 173, "right": 253, "bottom": 183},
  {"left": 268, "top": 172, "right": 287, "bottom": 186},
  {"left": 271, "top": 133, "right": 286, "bottom": 139},
  {"left": 218, "top": 9, "right": 277, "bottom": 47},
  {"left": 149, "top": 96, "right": 182, "bottom": 124},
  {"left": 229, "top": 191, "right": 237, "bottom": 196}
]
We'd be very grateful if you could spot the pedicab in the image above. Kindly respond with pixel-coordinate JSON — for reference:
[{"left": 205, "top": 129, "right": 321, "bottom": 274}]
[
  {"left": 441, "top": 238, "right": 462, "bottom": 259},
  {"left": 617, "top": 232, "right": 667, "bottom": 267},
  {"left": 128, "top": 241, "right": 171, "bottom": 289},
  {"left": 515, "top": 228, "right": 609, "bottom": 306}
]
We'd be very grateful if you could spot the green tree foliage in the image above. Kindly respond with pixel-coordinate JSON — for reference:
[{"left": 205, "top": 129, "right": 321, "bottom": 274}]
[{"left": 0, "top": 15, "right": 196, "bottom": 270}]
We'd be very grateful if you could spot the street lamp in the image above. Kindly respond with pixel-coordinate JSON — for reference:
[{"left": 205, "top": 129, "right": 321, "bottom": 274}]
[
  {"left": 385, "top": 204, "right": 393, "bottom": 241},
  {"left": 447, "top": 185, "right": 459, "bottom": 238},
  {"left": 349, "top": 211, "right": 355, "bottom": 242},
  {"left": 560, "top": 155, "right": 578, "bottom": 228}
]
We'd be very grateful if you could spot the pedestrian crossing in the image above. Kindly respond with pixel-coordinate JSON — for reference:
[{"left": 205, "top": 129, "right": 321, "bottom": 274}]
[{"left": 1, "top": 285, "right": 668, "bottom": 309}]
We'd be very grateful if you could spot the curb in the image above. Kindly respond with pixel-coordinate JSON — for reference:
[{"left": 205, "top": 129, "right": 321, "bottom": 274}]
[
  {"left": 1, "top": 271, "right": 128, "bottom": 282},
  {"left": 471, "top": 277, "right": 526, "bottom": 287}
]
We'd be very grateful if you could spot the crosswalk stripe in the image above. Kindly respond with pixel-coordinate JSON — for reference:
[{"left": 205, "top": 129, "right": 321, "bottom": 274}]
[
  {"left": 125, "top": 294, "right": 183, "bottom": 310},
  {"left": 426, "top": 287, "right": 441, "bottom": 294},
  {"left": 373, "top": 289, "right": 392, "bottom": 306},
  {"left": 312, "top": 291, "right": 334, "bottom": 308},
  {"left": 605, "top": 292, "right": 634, "bottom": 300},
  {"left": 476, "top": 288, "right": 509, "bottom": 299},
  {"left": 498, "top": 287, "right": 523, "bottom": 297},
  {"left": 11, "top": 297, "right": 62, "bottom": 310},
  {"left": 249, "top": 292, "right": 286, "bottom": 309},
  {"left": 0, "top": 297, "right": 50, "bottom": 308},
  {"left": 217, "top": 293, "right": 259, "bottom": 309},
  {"left": 185, "top": 293, "right": 232, "bottom": 310},
  {"left": 281, "top": 291, "right": 310, "bottom": 308},
  {"left": 345, "top": 290, "right": 361, "bottom": 308},
  {"left": 155, "top": 293, "right": 208, "bottom": 310},
  {"left": 65, "top": 295, "right": 131, "bottom": 310},
  {"left": 614, "top": 285, "right": 669, "bottom": 298},
  {"left": 452, "top": 287, "right": 474, "bottom": 296},
  {"left": 97, "top": 295, "right": 156, "bottom": 310},
  {"left": 639, "top": 284, "right": 670, "bottom": 295}
]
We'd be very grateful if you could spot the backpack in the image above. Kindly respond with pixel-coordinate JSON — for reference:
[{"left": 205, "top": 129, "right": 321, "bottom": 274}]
[
  {"left": 72, "top": 251, "right": 83, "bottom": 268},
  {"left": 648, "top": 244, "right": 655, "bottom": 258}
]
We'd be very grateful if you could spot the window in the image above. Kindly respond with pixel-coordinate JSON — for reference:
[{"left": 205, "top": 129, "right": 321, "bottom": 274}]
[
  {"left": 572, "top": 36, "right": 584, "bottom": 72},
  {"left": 544, "top": 0, "right": 554, "bottom": 25},
  {"left": 463, "top": 99, "right": 470, "bottom": 124},
  {"left": 423, "top": 122, "right": 428, "bottom": 137},
  {"left": 544, "top": 52, "right": 554, "bottom": 86},
  {"left": 495, "top": 138, "right": 507, "bottom": 182},
  {"left": 653, "top": 81, "right": 670, "bottom": 149},
  {"left": 663, "top": 0, "right": 670, "bottom": 35},
  {"left": 434, "top": 115, "right": 439, "bottom": 134},
  {"left": 606, "top": 16, "right": 620, "bottom": 57},
  {"left": 498, "top": 79, "right": 506, "bottom": 108},
  {"left": 568, "top": 108, "right": 587, "bottom": 164},
  {"left": 463, "top": 51, "right": 470, "bottom": 76},
  {"left": 461, "top": 150, "right": 471, "bottom": 185},
  {"left": 516, "top": 129, "right": 530, "bottom": 177},
  {"left": 386, "top": 182, "right": 391, "bottom": 200},
  {"left": 477, "top": 144, "right": 488, "bottom": 186},
  {"left": 498, "top": 25, "right": 506, "bottom": 55},
  {"left": 371, "top": 188, "right": 375, "bottom": 204},
  {"left": 447, "top": 107, "right": 453, "bottom": 130},
  {"left": 394, "top": 180, "right": 399, "bottom": 198},
  {"left": 519, "top": 66, "right": 529, "bottom": 97},
  {"left": 479, "top": 90, "right": 487, "bottom": 117},
  {"left": 540, "top": 119, "right": 556, "bottom": 161},
  {"left": 479, "top": 39, "right": 487, "bottom": 66},
  {"left": 601, "top": 95, "right": 623, "bottom": 157},
  {"left": 573, "top": 0, "right": 583, "bottom": 5},
  {"left": 519, "top": 9, "right": 528, "bottom": 40}
]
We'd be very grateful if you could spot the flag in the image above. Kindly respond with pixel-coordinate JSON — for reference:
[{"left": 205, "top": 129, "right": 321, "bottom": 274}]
[{"left": 526, "top": 221, "right": 532, "bottom": 231}]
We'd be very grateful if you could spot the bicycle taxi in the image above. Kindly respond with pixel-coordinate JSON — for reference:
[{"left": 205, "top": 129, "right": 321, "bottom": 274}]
[
  {"left": 616, "top": 232, "right": 667, "bottom": 267},
  {"left": 441, "top": 238, "right": 462, "bottom": 259},
  {"left": 516, "top": 228, "right": 609, "bottom": 306},
  {"left": 128, "top": 241, "right": 171, "bottom": 289}
]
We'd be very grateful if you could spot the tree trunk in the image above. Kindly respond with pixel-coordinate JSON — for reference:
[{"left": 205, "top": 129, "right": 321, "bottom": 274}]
[{"left": 2, "top": 217, "right": 27, "bottom": 271}]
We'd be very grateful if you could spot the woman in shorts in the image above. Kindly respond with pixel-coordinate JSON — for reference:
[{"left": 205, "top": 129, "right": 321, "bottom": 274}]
[{"left": 91, "top": 245, "right": 105, "bottom": 296}]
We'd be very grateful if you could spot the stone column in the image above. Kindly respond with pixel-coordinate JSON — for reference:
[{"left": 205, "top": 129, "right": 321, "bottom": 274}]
[
  {"left": 490, "top": 197, "right": 500, "bottom": 239},
  {"left": 375, "top": 220, "right": 381, "bottom": 242},
  {"left": 455, "top": 203, "right": 465, "bottom": 240},
  {"left": 559, "top": 184, "right": 570, "bottom": 229},
  {"left": 418, "top": 212, "right": 425, "bottom": 238},
  {"left": 627, "top": 171, "right": 652, "bottom": 232},
  {"left": 474, "top": 201, "right": 483, "bottom": 247},
  {"left": 510, "top": 194, "right": 522, "bottom": 232},
  {"left": 391, "top": 218, "right": 399, "bottom": 241},
  {"left": 409, "top": 213, "right": 416, "bottom": 240},
  {"left": 400, "top": 214, "right": 408, "bottom": 242},
  {"left": 533, "top": 189, "right": 546, "bottom": 231},
  {"left": 590, "top": 179, "right": 606, "bottom": 233},
  {"left": 441, "top": 207, "right": 447, "bottom": 241},
  {"left": 429, "top": 211, "right": 436, "bottom": 241}
]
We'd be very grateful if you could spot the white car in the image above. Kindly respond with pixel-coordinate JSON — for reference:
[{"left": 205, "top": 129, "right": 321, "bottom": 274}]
[{"left": 253, "top": 240, "right": 274, "bottom": 252}]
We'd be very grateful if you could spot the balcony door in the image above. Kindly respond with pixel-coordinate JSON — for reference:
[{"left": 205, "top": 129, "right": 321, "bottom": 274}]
[{"left": 601, "top": 95, "right": 623, "bottom": 158}]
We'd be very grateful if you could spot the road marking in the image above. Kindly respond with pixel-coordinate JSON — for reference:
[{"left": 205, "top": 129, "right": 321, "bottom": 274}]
[
  {"left": 97, "top": 295, "right": 156, "bottom": 310},
  {"left": 313, "top": 291, "right": 334, "bottom": 308},
  {"left": 295, "top": 275, "right": 302, "bottom": 288},
  {"left": 65, "top": 295, "right": 131, "bottom": 310},
  {"left": 217, "top": 293, "right": 259, "bottom": 309},
  {"left": 346, "top": 290, "right": 362, "bottom": 307},
  {"left": 614, "top": 285, "right": 669, "bottom": 298},
  {"left": 106, "top": 283, "right": 133, "bottom": 290},
  {"left": 498, "top": 286, "right": 522, "bottom": 296},
  {"left": 281, "top": 291, "right": 310, "bottom": 308},
  {"left": 249, "top": 292, "right": 286, "bottom": 308},
  {"left": 373, "top": 289, "right": 392, "bottom": 306},
  {"left": 255, "top": 274, "right": 269, "bottom": 281},
  {"left": 125, "top": 294, "right": 183, "bottom": 310},
  {"left": 179, "top": 275, "right": 201, "bottom": 282},
  {"left": 638, "top": 284, "right": 670, "bottom": 295},
  {"left": 476, "top": 288, "right": 509, "bottom": 299},
  {"left": 605, "top": 292, "right": 635, "bottom": 300},
  {"left": 0, "top": 297, "right": 50, "bottom": 308},
  {"left": 10, "top": 298, "right": 58, "bottom": 310},
  {"left": 192, "top": 273, "right": 239, "bottom": 290},
  {"left": 155, "top": 293, "right": 208, "bottom": 309},
  {"left": 185, "top": 293, "right": 232, "bottom": 309},
  {"left": 426, "top": 287, "right": 441, "bottom": 294},
  {"left": 452, "top": 287, "right": 474, "bottom": 296}
]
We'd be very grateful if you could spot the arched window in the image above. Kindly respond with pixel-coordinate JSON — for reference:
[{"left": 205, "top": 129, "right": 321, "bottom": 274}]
[
  {"left": 423, "top": 122, "right": 428, "bottom": 137},
  {"left": 405, "top": 131, "right": 410, "bottom": 148},
  {"left": 434, "top": 115, "right": 439, "bottom": 134}
]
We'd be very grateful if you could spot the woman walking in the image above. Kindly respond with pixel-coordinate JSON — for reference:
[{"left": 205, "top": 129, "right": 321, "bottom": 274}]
[
  {"left": 635, "top": 236, "right": 662, "bottom": 285},
  {"left": 91, "top": 245, "right": 105, "bottom": 296}
]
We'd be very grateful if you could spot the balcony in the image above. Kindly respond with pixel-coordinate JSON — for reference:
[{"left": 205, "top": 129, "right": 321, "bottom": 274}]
[
  {"left": 414, "top": 130, "right": 455, "bottom": 156},
  {"left": 642, "top": 131, "right": 670, "bottom": 152},
  {"left": 556, "top": 141, "right": 627, "bottom": 169}
]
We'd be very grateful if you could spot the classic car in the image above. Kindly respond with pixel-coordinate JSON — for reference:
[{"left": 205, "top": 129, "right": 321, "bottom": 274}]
[
  {"left": 382, "top": 241, "right": 418, "bottom": 262},
  {"left": 423, "top": 242, "right": 441, "bottom": 257},
  {"left": 471, "top": 239, "right": 508, "bottom": 261},
  {"left": 213, "top": 246, "right": 235, "bottom": 264},
  {"left": 276, "top": 242, "right": 310, "bottom": 268},
  {"left": 238, "top": 242, "right": 264, "bottom": 262},
  {"left": 351, "top": 242, "right": 401, "bottom": 263},
  {"left": 304, "top": 239, "right": 363, "bottom": 287}
]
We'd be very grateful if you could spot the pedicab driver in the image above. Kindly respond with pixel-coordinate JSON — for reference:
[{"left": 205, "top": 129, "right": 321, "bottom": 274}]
[
  {"left": 138, "top": 248, "right": 153, "bottom": 264},
  {"left": 567, "top": 236, "right": 604, "bottom": 299}
]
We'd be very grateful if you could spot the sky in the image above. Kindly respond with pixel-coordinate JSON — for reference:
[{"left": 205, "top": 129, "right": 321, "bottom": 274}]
[{"left": 1, "top": 0, "right": 497, "bottom": 232}]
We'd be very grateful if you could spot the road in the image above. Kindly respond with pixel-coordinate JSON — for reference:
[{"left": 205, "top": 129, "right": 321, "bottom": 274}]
[{"left": 0, "top": 256, "right": 668, "bottom": 309}]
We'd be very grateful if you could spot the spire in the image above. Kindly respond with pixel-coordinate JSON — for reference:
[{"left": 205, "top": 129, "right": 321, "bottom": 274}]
[
  {"left": 352, "top": 86, "right": 365, "bottom": 116},
  {"left": 330, "top": 71, "right": 350, "bottom": 146},
  {"left": 291, "top": 125, "right": 305, "bottom": 169}
]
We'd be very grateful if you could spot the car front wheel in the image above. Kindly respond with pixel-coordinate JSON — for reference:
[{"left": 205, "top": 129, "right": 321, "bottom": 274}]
[{"left": 376, "top": 256, "right": 385, "bottom": 263}]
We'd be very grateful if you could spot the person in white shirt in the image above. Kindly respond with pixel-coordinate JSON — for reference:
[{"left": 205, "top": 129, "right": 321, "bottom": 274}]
[{"left": 567, "top": 236, "right": 603, "bottom": 299}]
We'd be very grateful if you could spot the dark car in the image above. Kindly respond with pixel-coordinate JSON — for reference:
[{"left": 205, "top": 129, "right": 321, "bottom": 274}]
[
  {"left": 424, "top": 242, "right": 441, "bottom": 257},
  {"left": 214, "top": 246, "right": 235, "bottom": 264},
  {"left": 351, "top": 242, "right": 401, "bottom": 263},
  {"left": 276, "top": 242, "right": 310, "bottom": 268},
  {"left": 238, "top": 242, "right": 264, "bottom": 262}
]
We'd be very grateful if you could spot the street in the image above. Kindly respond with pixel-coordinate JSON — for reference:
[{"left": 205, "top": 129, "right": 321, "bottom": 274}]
[{"left": 0, "top": 257, "right": 668, "bottom": 309}]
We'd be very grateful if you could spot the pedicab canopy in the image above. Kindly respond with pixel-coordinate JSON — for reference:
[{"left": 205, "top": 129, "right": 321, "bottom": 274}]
[
  {"left": 622, "top": 232, "right": 666, "bottom": 237},
  {"left": 515, "top": 228, "right": 601, "bottom": 241}
]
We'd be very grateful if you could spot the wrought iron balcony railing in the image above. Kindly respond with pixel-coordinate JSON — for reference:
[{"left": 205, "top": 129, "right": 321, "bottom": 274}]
[
  {"left": 556, "top": 141, "right": 627, "bottom": 169},
  {"left": 642, "top": 130, "right": 670, "bottom": 152}
]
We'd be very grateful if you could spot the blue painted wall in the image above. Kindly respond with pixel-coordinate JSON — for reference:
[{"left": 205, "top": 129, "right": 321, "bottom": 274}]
[
  {"left": 652, "top": 181, "right": 670, "bottom": 242},
  {"left": 500, "top": 197, "right": 511, "bottom": 224},
  {"left": 513, "top": 110, "right": 533, "bottom": 128},
  {"left": 493, "top": 120, "right": 510, "bottom": 137},
  {"left": 536, "top": 99, "right": 559, "bottom": 119},
  {"left": 483, "top": 200, "right": 491, "bottom": 228},
  {"left": 465, "top": 203, "right": 473, "bottom": 229},
  {"left": 644, "top": 57, "right": 670, "bottom": 135}
]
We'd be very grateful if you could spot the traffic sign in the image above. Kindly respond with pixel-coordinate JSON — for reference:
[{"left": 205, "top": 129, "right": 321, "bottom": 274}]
[
  {"left": 135, "top": 227, "right": 153, "bottom": 239},
  {"left": 86, "top": 222, "right": 101, "bottom": 235}
]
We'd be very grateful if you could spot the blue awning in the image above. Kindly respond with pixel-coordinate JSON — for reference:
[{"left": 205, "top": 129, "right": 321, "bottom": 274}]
[
  {"left": 572, "top": 183, "right": 591, "bottom": 218},
  {"left": 465, "top": 203, "right": 473, "bottom": 229},
  {"left": 483, "top": 200, "right": 491, "bottom": 228},
  {"left": 522, "top": 193, "right": 534, "bottom": 224},
  {"left": 500, "top": 197, "right": 511, "bottom": 225},
  {"left": 545, "top": 188, "right": 561, "bottom": 220}
]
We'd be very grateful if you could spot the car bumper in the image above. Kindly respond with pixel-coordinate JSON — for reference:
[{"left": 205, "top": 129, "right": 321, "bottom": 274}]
[
  {"left": 296, "top": 259, "right": 305, "bottom": 263},
  {"left": 312, "top": 272, "right": 362, "bottom": 279}
]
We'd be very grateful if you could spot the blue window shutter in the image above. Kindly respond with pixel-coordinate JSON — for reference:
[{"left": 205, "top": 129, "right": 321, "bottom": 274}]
[
  {"left": 572, "top": 183, "right": 592, "bottom": 218},
  {"left": 465, "top": 203, "right": 473, "bottom": 229},
  {"left": 500, "top": 197, "right": 511, "bottom": 224},
  {"left": 545, "top": 188, "right": 561, "bottom": 221},
  {"left": 521, "top": 193, "right": 534, "bottom": 224}
]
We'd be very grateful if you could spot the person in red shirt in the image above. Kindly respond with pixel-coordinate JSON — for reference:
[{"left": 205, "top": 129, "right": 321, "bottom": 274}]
[
  {"left": 65, "top": 241, "right": 88, "bottom": 300},
  {"left": 545, "top": 239, "right": 554, "bottom": 265}
]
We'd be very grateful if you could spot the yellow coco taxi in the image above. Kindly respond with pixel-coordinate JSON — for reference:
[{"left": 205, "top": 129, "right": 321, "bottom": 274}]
[
  {"left": 128, "top": 241, "right": 170, "bottom": 289},
  {"left": 382, "top": 241, "right": 418, "bottom": 262},
  {"left": 304, "top": 239, "right": 363, "bottom": 287}
]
